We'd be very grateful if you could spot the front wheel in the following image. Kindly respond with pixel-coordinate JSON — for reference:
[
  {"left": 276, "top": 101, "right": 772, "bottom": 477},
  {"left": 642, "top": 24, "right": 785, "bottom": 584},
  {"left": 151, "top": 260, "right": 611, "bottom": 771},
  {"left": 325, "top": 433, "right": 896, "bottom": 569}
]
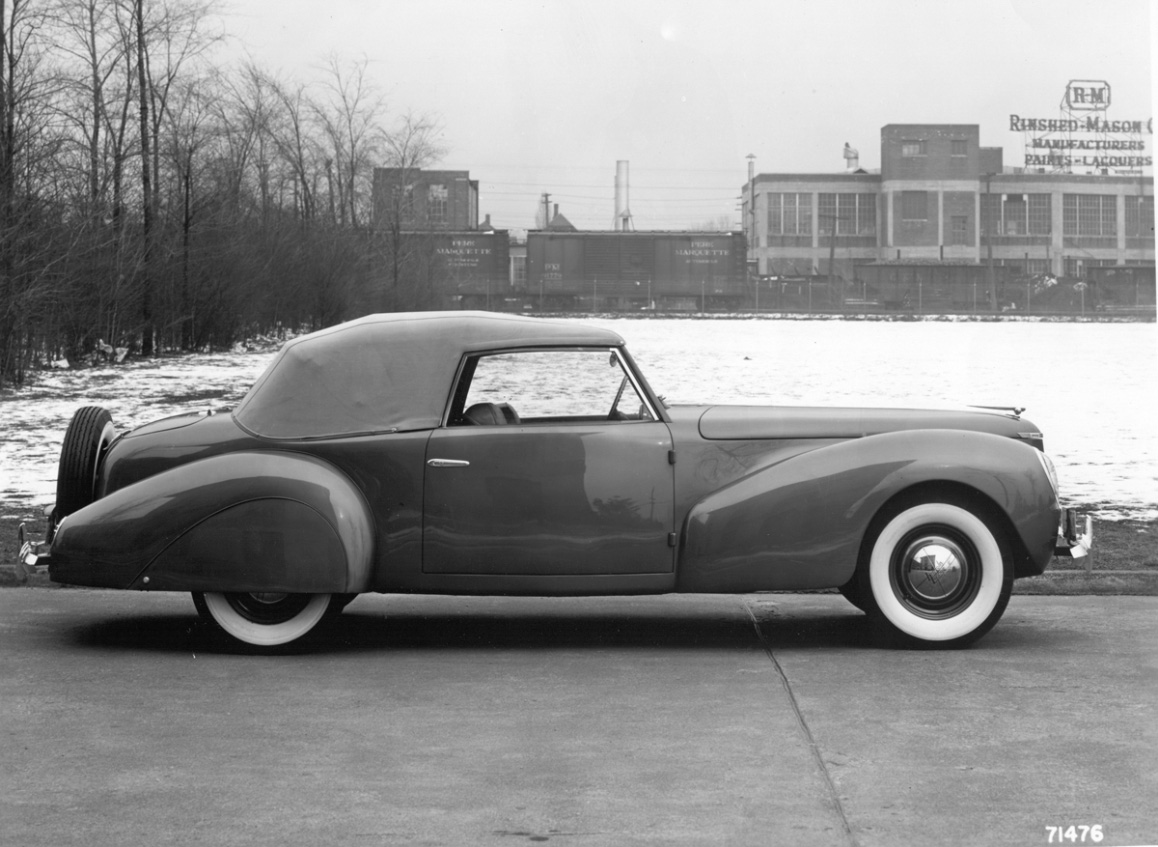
[
  {"left": 860, "top": 500, "right": 1013, "bottom": 647},
  {"left": 196, "top": 592, "right": 332, "bottom": 647}
]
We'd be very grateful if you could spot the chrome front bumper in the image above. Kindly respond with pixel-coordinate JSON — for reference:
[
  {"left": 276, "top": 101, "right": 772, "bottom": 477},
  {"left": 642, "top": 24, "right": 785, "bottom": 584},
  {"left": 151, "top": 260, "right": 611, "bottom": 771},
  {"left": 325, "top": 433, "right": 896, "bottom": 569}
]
[
  {"left": 16, "top": 522, "right": 53, "bottom": 580},
  {"left": 1054, "top": 509, "right": 1093, "bottom": 559}
]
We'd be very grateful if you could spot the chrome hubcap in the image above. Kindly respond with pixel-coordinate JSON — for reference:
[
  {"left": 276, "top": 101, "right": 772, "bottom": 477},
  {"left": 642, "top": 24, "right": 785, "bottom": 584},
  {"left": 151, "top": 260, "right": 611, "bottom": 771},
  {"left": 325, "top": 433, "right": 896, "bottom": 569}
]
[
  {"left": 890, "top": 525, "right": 981, "bottom": 618},
  {"left": 900, "top": 537, "right": 967, "bottom": 602},
  {"left": 224, "top": 592, "right": 311, "bottom": 624},
  {"left": 248, "top": 593, "right": 290, "bottom": 605}
]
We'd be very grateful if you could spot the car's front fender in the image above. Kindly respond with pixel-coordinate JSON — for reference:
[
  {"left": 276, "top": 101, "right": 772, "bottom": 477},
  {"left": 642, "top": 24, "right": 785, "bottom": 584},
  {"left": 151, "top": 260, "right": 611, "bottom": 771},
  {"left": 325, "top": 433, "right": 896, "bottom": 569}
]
[
  {"left": 49, "top": 451, "right": 374, "bottom": 593},
  {"left": 677, "top": 429, "right": 1058, "bottom": 592}
]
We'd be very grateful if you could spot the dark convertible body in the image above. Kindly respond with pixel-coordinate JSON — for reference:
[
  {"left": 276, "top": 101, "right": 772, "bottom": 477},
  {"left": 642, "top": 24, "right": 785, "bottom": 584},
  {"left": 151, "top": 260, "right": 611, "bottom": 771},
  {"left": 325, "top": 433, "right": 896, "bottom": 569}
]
[{"left": 21, "top": 312, "right": 1090, "bottom": 647}]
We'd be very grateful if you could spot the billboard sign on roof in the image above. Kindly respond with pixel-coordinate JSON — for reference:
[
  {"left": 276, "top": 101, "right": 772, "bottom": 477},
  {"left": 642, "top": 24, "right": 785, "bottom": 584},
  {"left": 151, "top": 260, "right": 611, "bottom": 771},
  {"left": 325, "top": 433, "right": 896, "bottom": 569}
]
[
  {"left": 1065, "top": 80, "right": 1111, "bottom": 111},
  {"left": 1010, "top": 80, "right": 1151, "bottom": 176}
]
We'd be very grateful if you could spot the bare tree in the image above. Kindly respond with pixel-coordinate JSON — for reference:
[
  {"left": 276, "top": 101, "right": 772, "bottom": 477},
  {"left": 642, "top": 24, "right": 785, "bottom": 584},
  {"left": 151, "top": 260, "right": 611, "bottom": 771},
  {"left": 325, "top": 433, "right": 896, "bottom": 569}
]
[
  {"left": 210, "top": 62, "right": 275, "bottom": 219},
  {"left": 376, "top": 109, "right": 446, "bottom": 305},
  {"left": 133, "top": 0, "right": 219, "bottom": 217},
  {"left": 47, "top": 0, "right": 130, "bottom": 219},
  {"left": 1, "top": 3, "right": 458, "bottom": 384},
  {"left": 268, "top": 73, "right": 319, "bottom": 224},
  {"left": 315, "top": 55, "right": 384, "bottom": 229}
]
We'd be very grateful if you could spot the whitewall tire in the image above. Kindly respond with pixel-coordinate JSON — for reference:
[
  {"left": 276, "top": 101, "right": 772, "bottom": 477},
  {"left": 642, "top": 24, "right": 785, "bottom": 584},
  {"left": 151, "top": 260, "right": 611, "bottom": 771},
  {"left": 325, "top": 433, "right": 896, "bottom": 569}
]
[
  {"left": 866, "top": 501, "right": 1012, "bottom": 647},
  {"left": 199, "top": 592, "right": 332, "bottom": 647}
]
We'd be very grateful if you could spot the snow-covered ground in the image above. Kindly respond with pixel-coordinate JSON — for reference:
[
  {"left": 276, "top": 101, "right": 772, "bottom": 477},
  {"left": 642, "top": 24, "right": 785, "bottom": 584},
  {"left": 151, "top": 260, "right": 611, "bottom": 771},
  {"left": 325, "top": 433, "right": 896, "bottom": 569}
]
[{"left": 2, "top": 317, "right": 1155, "bottom": 519}]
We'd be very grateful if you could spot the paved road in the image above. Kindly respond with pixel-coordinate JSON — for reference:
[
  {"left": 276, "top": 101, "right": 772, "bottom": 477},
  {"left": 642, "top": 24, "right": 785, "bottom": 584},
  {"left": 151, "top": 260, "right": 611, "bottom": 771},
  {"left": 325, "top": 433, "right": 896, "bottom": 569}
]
[{"left": 1, "top": 590, "right": 1155, "bottom": 847}]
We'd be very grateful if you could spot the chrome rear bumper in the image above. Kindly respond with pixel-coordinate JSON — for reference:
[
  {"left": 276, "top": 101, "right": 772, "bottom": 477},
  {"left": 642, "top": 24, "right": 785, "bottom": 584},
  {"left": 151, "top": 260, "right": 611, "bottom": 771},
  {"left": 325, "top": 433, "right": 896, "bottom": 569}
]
[
  {"left": 1054, "top": 509, "right": 1093, "bottom": 559},
  {"left": 16, "top": 522, "right": 52, "bottom": 580}
]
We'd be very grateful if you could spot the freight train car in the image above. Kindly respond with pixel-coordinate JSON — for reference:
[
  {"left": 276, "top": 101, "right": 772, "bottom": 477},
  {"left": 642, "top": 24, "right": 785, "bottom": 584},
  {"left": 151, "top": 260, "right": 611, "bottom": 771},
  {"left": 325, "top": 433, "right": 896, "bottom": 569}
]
[
  {"left": 524, "top": 231, "right": 748, "bottom": 311},
  {"left": 1085, "top": 264, "right": 1156, "bottom": 312},
  {"left": 425, "top": 231, "right": 511, "bottom": 307},
  {"left": 372, "top": 230, "right": 511, "bottom": 310},
  {"left": 858, "top": 261, "right": 1017, "bottom": 311}
]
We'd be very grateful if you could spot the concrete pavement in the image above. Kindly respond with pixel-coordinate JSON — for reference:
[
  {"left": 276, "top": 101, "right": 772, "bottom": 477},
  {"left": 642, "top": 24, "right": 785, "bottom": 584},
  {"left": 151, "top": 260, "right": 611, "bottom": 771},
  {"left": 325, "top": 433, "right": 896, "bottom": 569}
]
[{"left": 1, "top": 590, "right": 1155, "bottom": 847}]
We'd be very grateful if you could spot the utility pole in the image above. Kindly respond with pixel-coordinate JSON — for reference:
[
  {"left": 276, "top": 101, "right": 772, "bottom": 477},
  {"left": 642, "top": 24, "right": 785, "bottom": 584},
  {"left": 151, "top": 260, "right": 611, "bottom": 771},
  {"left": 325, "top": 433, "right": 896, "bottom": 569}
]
[
  {"left": 747, "top": 154, "right": 756, "bottom": 310},
  {"left": 818, "top": 213, "right": 847, "bottom": 310},
  {"left": 983, "top": 173, "right": 998, "bottom": 311}
]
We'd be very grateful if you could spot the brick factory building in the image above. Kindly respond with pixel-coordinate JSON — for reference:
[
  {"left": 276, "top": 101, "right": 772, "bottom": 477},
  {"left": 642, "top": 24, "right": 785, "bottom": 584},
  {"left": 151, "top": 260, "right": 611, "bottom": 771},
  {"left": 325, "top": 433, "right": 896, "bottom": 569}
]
[{"left": 742, "top": 123, "right": 1154, "bottom": 292}]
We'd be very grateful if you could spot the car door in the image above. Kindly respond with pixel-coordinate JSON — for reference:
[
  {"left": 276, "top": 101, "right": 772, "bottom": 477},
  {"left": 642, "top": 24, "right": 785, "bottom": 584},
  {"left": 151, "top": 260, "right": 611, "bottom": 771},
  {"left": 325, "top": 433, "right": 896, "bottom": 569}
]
[{"left": 422, "top": 348, "right": 675, "bottom": 576}]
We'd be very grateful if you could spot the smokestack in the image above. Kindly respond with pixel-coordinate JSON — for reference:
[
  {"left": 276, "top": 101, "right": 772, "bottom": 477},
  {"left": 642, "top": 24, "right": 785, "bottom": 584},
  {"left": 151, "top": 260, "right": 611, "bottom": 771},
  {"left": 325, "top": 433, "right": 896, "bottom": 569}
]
[{"left": 614, "top": 160, "right": 632, "bottom": 231}]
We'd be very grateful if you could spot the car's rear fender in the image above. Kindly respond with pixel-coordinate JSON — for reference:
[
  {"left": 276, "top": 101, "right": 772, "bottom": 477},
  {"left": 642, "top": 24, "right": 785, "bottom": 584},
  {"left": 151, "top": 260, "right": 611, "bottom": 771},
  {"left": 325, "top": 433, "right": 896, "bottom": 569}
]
[
  {"left": 676, "top": 429, "right": 1058, "bottom": 592},
  {"left": 48, "top": 451, "right": 374, "bottom": 593}
]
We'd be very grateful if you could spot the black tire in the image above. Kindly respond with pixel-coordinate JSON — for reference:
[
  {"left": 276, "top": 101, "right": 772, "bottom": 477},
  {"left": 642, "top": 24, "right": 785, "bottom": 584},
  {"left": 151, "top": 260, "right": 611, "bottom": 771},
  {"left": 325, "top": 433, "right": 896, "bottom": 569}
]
[
  {"left": 837, "top": 580, "right": 872, "bottom": 613},
  {"left": 854, "top": 495, "right": 1014, "bottom": 648},
  {"left": 55, "top": 406, "right": 115, "bottom": 519},
  {"left": 191, "top": 592, "right": 211, "bottom": 621}
]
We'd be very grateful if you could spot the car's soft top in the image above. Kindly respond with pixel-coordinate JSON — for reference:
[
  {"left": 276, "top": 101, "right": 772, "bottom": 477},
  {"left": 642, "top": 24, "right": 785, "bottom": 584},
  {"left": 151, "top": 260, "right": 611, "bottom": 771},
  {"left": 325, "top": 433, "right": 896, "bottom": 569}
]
[{"left": 233, "top": 311, "right": 625, "bottom": 438}]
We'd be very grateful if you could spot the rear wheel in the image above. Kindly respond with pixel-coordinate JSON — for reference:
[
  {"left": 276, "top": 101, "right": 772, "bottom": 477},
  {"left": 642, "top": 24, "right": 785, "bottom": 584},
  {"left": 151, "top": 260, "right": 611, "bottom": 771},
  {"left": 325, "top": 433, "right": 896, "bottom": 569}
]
[
  {"left": 55, "top": 406, "right": 115, "bottom": 520},
  {"left": 196, "top": 592, "right": 332, "bottom": 646},
  {"left": 858, "top": 498, "right": 1013, "bottom": 647}
]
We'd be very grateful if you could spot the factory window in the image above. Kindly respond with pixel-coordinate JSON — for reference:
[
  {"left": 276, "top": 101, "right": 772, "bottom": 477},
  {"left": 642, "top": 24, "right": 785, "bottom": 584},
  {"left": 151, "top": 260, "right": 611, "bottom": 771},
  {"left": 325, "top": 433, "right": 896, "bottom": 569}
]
[
  {"left": 1064, "top": 194, "right": 1116, "bottom": 237},
  {"left": 428, "top": 184, "right": 448, "bottom": 224},
  {"left": 983, "top": 193, "right": 1050, "bottom": 236},
  {"left": 818, "top": 194, "right": 837, "bottom": 233},
  {"left": 768, "top": 193, "right": 812, "bottom": 236},
  {"left": 951, "top": 140, "right": 968, "bottom": 156},
  {"left": 1002, "top": 195, "right": 1027, "bottom": 235},
  {"left": 901, "top": 140, "right": 927, "bottom": 157},
  {"left": 950, "top": 216, "right": 969, "bottom": 245},
  {"left": 901, "top": 191, "right": 928, "bottom": 221},
  {"left": 1028, "top": 194, "right": 1051, "bottom": 235},
  {"left": 1125, "top": 196, "right": 1154, "bottom": 237},
  {"left": 838, "top": 194, "right": 857, "bottom": 234},
  {"left": 818, "top": 193, "right": 877, "bottom": 236},
  {"left": 856, "top": 193, "right": 877, "bottom": 235}
]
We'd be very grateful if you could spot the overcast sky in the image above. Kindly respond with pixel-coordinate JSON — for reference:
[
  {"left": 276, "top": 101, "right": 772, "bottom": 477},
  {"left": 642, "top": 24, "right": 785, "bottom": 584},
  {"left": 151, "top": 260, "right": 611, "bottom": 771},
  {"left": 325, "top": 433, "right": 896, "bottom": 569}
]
[{"left": 222, "top": 0, "right": 1154, "bottom": 231}]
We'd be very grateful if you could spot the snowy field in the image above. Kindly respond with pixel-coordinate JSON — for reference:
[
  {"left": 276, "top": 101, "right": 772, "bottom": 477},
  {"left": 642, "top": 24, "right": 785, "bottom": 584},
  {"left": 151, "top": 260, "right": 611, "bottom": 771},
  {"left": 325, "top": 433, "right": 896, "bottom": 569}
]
[{"left": 2, "top": 316, "right": 1155, "bottom": 519}]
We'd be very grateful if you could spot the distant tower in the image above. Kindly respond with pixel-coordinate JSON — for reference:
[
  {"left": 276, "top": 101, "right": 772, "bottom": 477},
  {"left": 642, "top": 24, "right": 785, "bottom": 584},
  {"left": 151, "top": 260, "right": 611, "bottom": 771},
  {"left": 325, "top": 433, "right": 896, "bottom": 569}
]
[
  {"left": 614, "top": 160, "right": 633, "bottom": 231},
  {"left": 843, "top": 142, "right": 859, "bottom": 171}
]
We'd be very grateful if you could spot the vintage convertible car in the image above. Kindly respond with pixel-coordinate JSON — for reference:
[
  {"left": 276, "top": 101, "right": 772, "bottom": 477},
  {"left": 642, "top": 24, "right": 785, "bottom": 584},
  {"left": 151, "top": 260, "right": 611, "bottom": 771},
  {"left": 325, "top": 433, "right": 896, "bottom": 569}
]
[{"left": 20, "top": 312, "right": 1091, "bottom": 648}]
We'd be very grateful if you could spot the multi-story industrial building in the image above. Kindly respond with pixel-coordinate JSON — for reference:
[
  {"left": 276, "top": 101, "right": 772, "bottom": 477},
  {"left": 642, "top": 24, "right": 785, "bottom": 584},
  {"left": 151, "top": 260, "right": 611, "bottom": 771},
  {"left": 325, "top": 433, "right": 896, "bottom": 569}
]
[
  {"left": 367, "top": 168, "right": 510, "bottom": 308},
  {"left": 743, "top": 124, "right": 1154, "bottom": 286},
  {"left": 372, "top": 168, "right": 480, "bottom": 230}
]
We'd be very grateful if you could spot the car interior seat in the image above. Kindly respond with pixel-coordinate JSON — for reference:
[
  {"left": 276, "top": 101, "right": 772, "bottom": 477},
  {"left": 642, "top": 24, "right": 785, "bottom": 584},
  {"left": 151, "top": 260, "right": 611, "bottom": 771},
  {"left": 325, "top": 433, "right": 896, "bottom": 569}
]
[{"left": 463, "top": 402, "right": 520, "bottom": 425}]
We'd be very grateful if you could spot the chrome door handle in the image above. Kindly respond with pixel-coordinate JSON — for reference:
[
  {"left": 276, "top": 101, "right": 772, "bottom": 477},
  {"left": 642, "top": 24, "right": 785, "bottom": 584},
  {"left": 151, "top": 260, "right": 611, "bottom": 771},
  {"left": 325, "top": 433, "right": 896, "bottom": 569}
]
[{"left": 427, "top": 458, "right": 470, "bottom": 468}]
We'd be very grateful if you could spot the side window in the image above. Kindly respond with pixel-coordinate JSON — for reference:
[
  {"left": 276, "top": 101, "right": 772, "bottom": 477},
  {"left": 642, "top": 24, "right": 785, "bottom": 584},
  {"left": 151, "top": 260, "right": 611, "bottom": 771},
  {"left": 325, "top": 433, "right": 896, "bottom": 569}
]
[{"left": 456, "top": 349, "right": 654, "bottom": 425}]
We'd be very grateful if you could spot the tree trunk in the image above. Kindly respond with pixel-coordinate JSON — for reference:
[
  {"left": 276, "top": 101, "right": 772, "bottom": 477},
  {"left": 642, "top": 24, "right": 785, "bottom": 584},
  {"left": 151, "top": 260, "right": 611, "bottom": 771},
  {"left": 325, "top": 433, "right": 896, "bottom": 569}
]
[{"left": 136, "top": 0, "right": 152, "bottom": 355}]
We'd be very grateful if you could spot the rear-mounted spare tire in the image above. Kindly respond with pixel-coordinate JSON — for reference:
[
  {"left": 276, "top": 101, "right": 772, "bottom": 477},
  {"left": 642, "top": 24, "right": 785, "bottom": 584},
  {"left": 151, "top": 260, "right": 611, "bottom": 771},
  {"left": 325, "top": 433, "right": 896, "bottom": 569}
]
[{"left": 55, "top": 406, "right": 116, "bottom": 519}]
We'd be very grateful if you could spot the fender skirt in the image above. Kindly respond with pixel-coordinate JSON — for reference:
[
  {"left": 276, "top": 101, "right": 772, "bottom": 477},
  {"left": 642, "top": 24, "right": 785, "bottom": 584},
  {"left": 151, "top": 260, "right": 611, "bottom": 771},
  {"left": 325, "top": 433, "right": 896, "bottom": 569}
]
[
  {"left": 677, "top": 429, "right": 1059, "bottom": 593},
  {"left": 48, "top": 452, "right": 374, "bottom": 593}
]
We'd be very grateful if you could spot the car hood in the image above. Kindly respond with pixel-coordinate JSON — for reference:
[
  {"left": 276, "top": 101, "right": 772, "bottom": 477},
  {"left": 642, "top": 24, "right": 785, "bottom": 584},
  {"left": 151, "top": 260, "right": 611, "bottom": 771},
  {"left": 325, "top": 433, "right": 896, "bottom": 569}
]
[{"left": 691, "top": 404, "right": 1041, "bottom": 446}]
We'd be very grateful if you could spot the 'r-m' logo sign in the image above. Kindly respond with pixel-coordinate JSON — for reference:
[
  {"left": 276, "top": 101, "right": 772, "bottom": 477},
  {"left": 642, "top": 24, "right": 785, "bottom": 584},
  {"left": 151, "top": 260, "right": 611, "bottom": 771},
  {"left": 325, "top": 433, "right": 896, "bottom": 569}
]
[{"left": 1066, "top": 80, "right": 1111, "bottom": 111}]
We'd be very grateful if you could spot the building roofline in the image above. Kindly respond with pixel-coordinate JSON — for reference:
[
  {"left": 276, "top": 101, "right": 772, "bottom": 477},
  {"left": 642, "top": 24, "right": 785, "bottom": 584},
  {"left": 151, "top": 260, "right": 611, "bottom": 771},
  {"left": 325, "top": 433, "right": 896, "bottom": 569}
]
[
  {"left": 528, "top": 229, "right": 742, "bottom": 236},
  {"left": 752, "top": 173, "right": 882, "bottom": 183}
]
